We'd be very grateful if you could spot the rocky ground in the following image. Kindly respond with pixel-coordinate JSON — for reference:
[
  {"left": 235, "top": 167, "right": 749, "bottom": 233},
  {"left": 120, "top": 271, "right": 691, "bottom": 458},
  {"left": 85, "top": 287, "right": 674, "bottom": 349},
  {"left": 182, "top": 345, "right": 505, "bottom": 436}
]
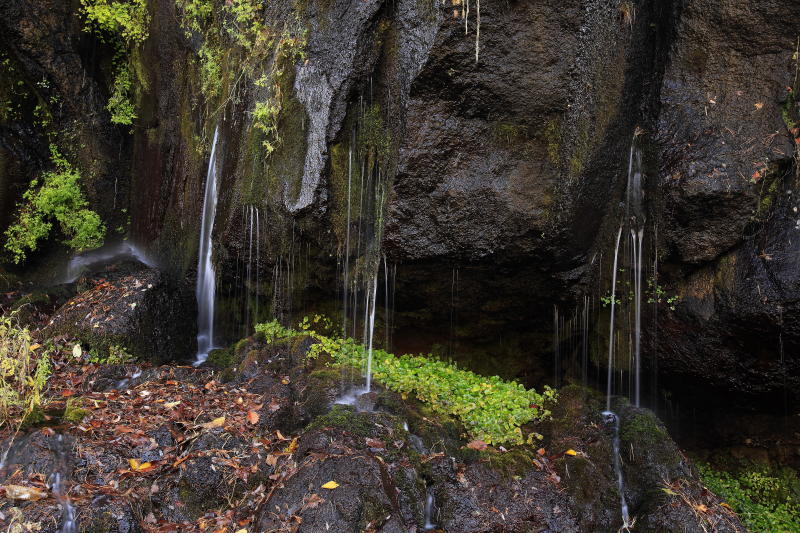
[{"left": 0, "top": 275, "right": 745, "bottom": 532}]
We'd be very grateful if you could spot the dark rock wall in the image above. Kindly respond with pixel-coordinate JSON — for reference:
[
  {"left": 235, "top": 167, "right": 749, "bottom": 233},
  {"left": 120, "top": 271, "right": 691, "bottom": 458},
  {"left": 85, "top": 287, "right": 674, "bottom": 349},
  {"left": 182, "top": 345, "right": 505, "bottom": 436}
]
[{"left": 0, "top": 0, "right": 798, "bottom": 408}]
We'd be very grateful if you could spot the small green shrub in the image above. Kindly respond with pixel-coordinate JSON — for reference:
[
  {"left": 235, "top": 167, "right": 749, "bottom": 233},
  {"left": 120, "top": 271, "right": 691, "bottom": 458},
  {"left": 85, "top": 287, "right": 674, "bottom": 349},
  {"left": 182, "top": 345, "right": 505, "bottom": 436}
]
[
  {"left": 698, "top": 462, "right": 800, "bottom": 533},
  {"left": 84, "top": 344, "right": 134, "bottom": 364},
  {"left": 63, "top": 397, "right": 89, "bottom": 422},
  {"left": 0, "top": 316, "right": 51, "bottom": 427},
  {"left": 80, "top": 0, "right": 150, "bottom": 44},
  {"left": 107, "top": 60, "right": 137, "bottom": 125},
  {"left": 255, "top": 317, "right": 556, "bottom": 445},
  {"left": 80, "top": 0, "right": 149, "bottom": 125},
  {"left": 4, "top": 145, "right": 105, "bottom": 263}
]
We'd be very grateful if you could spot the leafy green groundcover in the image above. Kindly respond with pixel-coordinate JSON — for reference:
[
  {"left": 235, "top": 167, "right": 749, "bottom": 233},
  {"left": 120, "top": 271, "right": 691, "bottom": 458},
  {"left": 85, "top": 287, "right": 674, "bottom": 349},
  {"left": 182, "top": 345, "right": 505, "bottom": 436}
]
[
  {"left": 698, "top": 463, "right": 800, "bottom": 533},
  {"left": 255, "top": 318, "right": 556, "bottom": 446}
]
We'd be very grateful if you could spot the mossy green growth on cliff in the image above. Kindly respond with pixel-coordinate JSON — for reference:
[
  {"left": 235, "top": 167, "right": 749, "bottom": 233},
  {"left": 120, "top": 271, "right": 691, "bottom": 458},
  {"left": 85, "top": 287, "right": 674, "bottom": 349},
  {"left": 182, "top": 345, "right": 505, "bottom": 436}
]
[
  {"left": 255, "top": 317, "right": 557, "bottom": 445},
  {"left": 4, "top": 145, "right": 105, "bottom": 263},
  {"left": 79, "top": 0, "right": 151, "bottom": 125}
]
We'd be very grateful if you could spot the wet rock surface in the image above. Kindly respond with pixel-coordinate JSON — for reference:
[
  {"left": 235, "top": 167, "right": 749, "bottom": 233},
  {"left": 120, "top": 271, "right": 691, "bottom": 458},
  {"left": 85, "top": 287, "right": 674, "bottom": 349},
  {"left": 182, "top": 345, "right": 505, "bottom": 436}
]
[
  {"left": 43, "top": 262, "right": 196, "bottom": 363},
  {"left": 0, "top": 338, "right": 745, "bottom": 532}
]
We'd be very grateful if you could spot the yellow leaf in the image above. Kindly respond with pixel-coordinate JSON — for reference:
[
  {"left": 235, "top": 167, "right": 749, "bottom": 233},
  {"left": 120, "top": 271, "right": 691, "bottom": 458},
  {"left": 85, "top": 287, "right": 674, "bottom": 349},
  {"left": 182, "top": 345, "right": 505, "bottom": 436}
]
[
  {"left": 321, "top": 481, "right": 339, "bottom": 489},
  {"left": 285, "top": 437, "right": 298, "bottom": 453},
  {"left": 564, "top": 449, "right": 578, "bottom": 456},
  {"left": 164, "top": 401, "right": 181, "bottom": 409},
  {"left": 235, "top": 530, "right": 248, "bottom": 533},
  {"left": 72, "top": 344, "right": 82, "bottom": 358},
  {"left": 29, "top": 343, "right": 41, "bottom": 351},
  {"left": 199, "top": 416, "right": 226, "bottom": 429},
  {"left": 128, "top": 459, "right": 153, "bottom": 471}
]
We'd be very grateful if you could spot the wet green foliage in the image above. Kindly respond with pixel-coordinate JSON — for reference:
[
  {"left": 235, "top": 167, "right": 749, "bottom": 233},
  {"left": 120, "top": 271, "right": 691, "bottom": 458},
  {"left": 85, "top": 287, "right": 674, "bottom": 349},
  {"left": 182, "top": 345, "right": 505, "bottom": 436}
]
[
  {"left": 255, "top": 317, "right": 556, "bottom": 445},
  {"left": 80, "top": 0, "right": 150, "bottom": 125},
  {"left": 80, "top": 0, "right": 150, "bottom": 44},
  {"left": 698, "top": 462, "right": 800, "bottom": 533},
  {"left": 4, "top": 145, "right": 105, "bottom": 263}
]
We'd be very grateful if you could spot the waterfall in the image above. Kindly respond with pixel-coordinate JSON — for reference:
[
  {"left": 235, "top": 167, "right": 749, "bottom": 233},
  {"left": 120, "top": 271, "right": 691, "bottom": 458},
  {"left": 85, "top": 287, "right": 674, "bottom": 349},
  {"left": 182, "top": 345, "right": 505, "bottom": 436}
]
[
  {"left": 603, "top": 411, "right": 632, "bottom": 529},
  {"left": 606, "top": 130, "right": 646, "bottom": 407},
  {"left": 626, "top": 132, "right": 645, "bottom": 406},
  {"left": 365, "top": 270, "right": 378, "bottom": 392},
  {"left": 606, "top": 225, "right": 623, "bottom": 411},
  {"left": 195, "top": 126, "right": 220, "bottom": 366},
  {"left": 553, "top": 305, "right": 561, "bottom": 387},
  {"left": 423, "top": 486, "right": 438, "bottom": 530}
]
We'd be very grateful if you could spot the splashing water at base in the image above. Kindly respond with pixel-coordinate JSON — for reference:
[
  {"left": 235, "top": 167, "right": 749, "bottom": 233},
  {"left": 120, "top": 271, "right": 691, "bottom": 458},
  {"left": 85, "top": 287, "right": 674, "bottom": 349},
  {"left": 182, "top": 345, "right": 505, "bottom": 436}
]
[
  {"left": 63, "top": 241, "right": 156, "bottom": 283},
  {"left": 195, "top": 126, "right": 221, "bottom": 366},
  {"left": 603, "top": 411, "right": 631, "bottom": 529},
  {"left": 423, "top": 486, "right": 438, "bottom": 530}
]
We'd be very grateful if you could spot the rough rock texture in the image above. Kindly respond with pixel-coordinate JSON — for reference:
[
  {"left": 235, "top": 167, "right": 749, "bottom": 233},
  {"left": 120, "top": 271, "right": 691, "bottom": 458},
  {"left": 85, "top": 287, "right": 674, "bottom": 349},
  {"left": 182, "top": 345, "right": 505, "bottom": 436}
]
[
  {"left": 649, "top": 0, "right": 800, "bottom": 400},
  {"left": 0, "top": 0, "right": 130, "bottom": 245},
  {"left": 44, "top": 262, "right": 196, "bottom": 363},
  {"left": 1, "top": 0, "right": 799, "bottom": 427}
]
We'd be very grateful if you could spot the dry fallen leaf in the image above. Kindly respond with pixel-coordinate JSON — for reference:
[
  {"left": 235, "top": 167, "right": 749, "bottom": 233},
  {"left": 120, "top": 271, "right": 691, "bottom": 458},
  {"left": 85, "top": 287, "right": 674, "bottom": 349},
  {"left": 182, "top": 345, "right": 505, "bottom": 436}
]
[
  {"left": 199, "top": 416, "right": 226, "bottom": 429},
  {"left": 754, "top": 102, "right": 764, "bottom": 110},
  {"left": 247, "top": 410, "right": 260, "bottom": 425},
  {"left": 321, "top": 481, "right": 339, "bottom": 489},
  {"left": 2, "top": 485, "right": 48, "bottom": 501},
  {"left": 466, "top": 440, "right": 488, "bottom": 451},
  {"left": 128, "top": 458, "right": 154, "bottom": 472},
  {"left": 286, "top": 437, "right": 298, "bottom": 453},
  {"left": 564, "top": 449, "right": 578, "bottom": 456},
  {"left": 164, "top": 401, "right": 181, "bottom": 409}
]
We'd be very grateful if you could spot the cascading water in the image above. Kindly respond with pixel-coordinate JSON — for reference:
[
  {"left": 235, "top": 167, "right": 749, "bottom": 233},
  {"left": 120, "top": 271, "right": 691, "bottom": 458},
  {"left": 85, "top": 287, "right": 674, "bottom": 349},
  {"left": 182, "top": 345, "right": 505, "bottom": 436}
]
[
  {"left": 365, "top": 270, "right": 378, "bottom": 392},
  {"left": 195, "top": 126, "right": 220, "bottom": 366},
  {"left": 63, "top": 241, "right": 156, "bottom": 283},
  {"left": 626, "top": 131, "right": 645, "bottom": 406},
  {"left": 602, "top": 410, "right": 632, "bottom": 529},
  {"left": 606, "top": 225, "right": 623, "bottom": 411},
  {"left": 423, "top": 486, "right": 438, "bottom": 530}
]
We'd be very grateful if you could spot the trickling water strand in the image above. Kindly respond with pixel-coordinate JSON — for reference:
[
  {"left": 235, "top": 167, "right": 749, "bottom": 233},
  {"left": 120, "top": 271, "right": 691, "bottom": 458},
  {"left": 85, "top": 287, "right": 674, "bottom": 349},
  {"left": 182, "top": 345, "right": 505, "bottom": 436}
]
[
  {"left": 423, "top": 486, "right": 438, "bottom": 530},
  {"left": 365, "top": 270, "right": 378, "bottom": 392},
  {"left": 255, "top": 206, "right": 260, "bottom": 324},
  {"left": 606, "top": 225, "right": 623, "bottom": 411},
  {"left": 384, "top": 254, "right": 390, "bottom": 351},
  {"left": 553, "top": 305, "right": 560, "bottom": 387},
  {"left": 632, "top": 227, "right": 644, "bottom": 406},
  {"left": 195, "top": 126, "right": 221, "bottom": 365},
  {"left": 602, "top": 411, "right": 631, "bottom": 529},
  {"left": 582, "top": 295, "right": 589, "bottom": 386},
  {"left": 52, "top": 435, "right": 77, "bottom": 533},
  {"left": 626, "top": 130, "right": 646, "bottom": 406},
  {"left": 343, "top": 143, "right": 353, "bottom": 334}
]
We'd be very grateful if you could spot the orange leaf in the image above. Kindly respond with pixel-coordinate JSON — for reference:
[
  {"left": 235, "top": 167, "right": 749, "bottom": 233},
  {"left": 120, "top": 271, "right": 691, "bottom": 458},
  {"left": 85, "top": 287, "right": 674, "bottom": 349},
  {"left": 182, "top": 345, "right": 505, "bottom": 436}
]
[
  {"left": 61, "top": 389, "right": 76, "bottom": 397},
  {"left": 467, "top": 440, "right": 488, "bottom": 451},
  {"left": 247, "top": 410, "right": 260, "bottom": 425}
]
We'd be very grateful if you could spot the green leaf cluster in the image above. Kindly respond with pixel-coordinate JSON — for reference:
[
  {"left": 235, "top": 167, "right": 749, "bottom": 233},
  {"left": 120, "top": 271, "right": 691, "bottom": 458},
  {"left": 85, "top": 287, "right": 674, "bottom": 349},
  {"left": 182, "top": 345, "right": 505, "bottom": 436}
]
[
  {"left": 80, "top": 0, "right": 150, "bottom": 125},
  {"left": 0, "top": 316, "right": 51, "bottom": 427},
  {"left": 4, "top": 145, "right": 105, "bottom": 263},
  {"left": 107, "top": 60, "right": 137, "bottom": 125},
  {"left": 255, "top": 318, "right": 556, "bottom": 446},
  {"left": 80, "top": 0, "right": 150, "bottom": 44},
  {"left": 698, "top": 462, "right": 800, "bottom": 532}
]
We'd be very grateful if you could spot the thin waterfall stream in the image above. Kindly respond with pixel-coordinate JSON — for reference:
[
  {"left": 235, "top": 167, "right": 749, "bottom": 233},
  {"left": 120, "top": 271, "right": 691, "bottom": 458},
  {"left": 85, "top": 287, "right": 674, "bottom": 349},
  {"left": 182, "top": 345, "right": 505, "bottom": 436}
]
[{"left": 195, "top": 126, "right": 221, "bottom": 366}]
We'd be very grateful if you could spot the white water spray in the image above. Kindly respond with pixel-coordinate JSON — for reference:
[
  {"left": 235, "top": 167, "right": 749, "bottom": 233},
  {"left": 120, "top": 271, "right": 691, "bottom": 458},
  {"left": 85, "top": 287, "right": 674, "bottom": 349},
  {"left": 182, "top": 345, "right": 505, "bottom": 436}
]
[
  {"left": 195, "top": 126, "right": 220, "bottom": 366},
  {"left": 365, "top": 270, "right": 378, "bottom": 392},
  {"left": 603, "top": 410, "right": 632, "bottom": 529},
  {"left": 606, "top": 225, "right": 623, "bottom": 411}
]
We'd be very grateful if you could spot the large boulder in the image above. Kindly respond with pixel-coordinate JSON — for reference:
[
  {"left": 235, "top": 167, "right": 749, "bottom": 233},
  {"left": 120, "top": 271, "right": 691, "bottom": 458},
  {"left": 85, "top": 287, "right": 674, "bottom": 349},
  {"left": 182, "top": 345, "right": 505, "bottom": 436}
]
[{"left": 44, "top": 262, "right": 196, "bottom": 363}]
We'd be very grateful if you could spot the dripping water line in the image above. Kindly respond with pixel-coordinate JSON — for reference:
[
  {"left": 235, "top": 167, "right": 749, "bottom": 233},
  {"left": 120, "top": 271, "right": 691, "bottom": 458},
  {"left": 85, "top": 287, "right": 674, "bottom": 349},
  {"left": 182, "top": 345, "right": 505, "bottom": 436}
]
[{"left": 606, "top": 224, "right": 623, "bottom": 411}]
